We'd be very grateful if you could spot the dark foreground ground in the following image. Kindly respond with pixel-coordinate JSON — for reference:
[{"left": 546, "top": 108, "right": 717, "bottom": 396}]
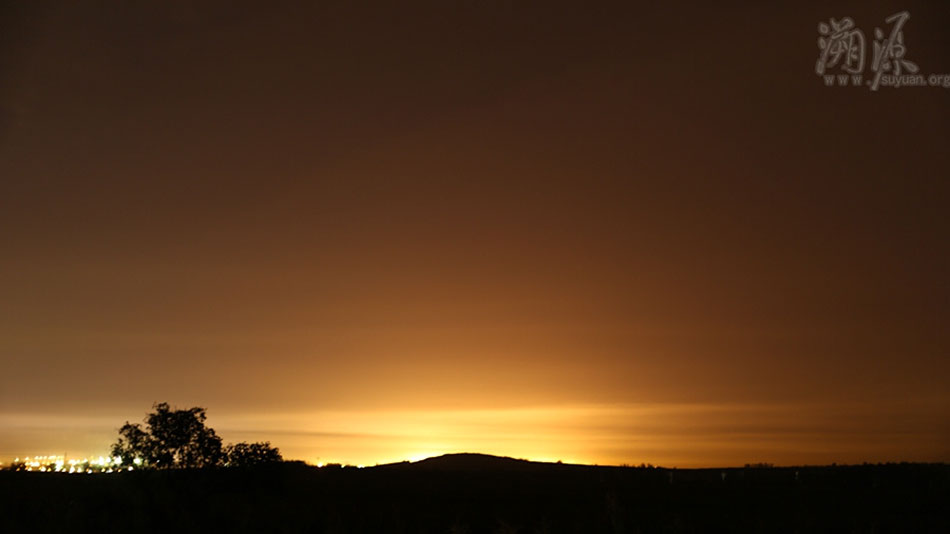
[{"left": 1, "top": 454, "right": 948, "bottom": 533}]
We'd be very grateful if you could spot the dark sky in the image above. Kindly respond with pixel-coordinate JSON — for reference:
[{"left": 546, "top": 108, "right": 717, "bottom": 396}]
[{"left": 1, "top": 1, "right": 948, "bottom": 466}]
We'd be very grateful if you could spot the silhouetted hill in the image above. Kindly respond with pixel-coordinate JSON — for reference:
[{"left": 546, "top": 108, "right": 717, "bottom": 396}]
[
  {"left": 2, "top": 460, "right": 948, "bottom": 533},
  {"left": 382, "top": 452, "right": 572, "bottom": 472},
  {"left": 417, "top": 452, "right": 534, "bottom": 469}
]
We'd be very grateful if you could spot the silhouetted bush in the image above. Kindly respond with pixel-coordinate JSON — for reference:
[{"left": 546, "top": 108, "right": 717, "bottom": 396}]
[{"left": 224, "top": 442, "right": 282, "bottom": 467}]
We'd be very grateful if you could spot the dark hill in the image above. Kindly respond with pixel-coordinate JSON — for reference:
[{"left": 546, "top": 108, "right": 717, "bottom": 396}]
[
  {"left": 382, "top": 452, "right": 574, "bottom": 471},
  {"left": 415, "top": 452, "right": 536, "bottom": 469}
]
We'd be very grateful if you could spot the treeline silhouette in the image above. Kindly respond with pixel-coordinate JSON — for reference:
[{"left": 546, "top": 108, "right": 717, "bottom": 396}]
[
  {"left": 113, "top": 402, "right": 281, "bottom": 468},
  {"left": 2, "top": 455, "right": 948, "bottom": 533}
]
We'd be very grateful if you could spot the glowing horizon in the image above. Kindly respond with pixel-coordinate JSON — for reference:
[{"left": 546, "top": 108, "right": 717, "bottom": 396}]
[{"left": 4, "top": 399, "right": 948, "bottom": 468}]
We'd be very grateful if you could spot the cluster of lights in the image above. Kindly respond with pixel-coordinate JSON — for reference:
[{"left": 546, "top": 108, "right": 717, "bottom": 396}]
[{"left": 9, "top": 455, "right": 141, "bottom": 474}]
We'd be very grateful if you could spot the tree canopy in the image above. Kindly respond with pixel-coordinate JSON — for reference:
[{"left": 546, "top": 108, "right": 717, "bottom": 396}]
[{"left": 111, "top": 402, "right": 281, "bottom": 469}]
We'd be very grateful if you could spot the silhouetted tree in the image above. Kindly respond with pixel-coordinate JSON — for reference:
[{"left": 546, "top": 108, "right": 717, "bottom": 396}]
[
  {"left": 224, "top": 441, "right": 282, "bottom": 467},
  {"left": 112, "top": 421, "right": 158, "bottom": 465},
  {"left": 111, "top": 402, "right": 223, "bottom": 469}
]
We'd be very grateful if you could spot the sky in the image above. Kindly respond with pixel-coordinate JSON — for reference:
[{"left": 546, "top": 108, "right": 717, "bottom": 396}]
[{"left": 1, "top": 1, "right": 948, "bottom": 468}]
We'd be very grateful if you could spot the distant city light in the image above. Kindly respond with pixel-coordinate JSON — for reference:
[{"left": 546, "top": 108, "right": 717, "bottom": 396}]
[{"left": 6, "top": 453, "right": 134, "bottom": 474}]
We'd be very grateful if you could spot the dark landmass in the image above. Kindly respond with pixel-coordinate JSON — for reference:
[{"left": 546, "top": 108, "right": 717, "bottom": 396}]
[{"left": 2, "top": 454, "right": 948, "bottom": 533}]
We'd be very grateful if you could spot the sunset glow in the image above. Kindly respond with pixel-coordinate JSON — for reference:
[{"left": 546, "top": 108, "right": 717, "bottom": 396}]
[{"left": 5, "top": 398, "right": 948, "bottom": 468}]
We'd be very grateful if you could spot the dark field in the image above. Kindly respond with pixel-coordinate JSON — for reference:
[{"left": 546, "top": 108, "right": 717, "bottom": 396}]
[{"left": 2, "top": 454, "right": 948, "bottom": 533}]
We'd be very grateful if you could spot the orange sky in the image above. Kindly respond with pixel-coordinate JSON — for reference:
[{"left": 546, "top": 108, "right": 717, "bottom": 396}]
[{"left": 1, "top": 1, "right": 948, "bottom": 467}]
